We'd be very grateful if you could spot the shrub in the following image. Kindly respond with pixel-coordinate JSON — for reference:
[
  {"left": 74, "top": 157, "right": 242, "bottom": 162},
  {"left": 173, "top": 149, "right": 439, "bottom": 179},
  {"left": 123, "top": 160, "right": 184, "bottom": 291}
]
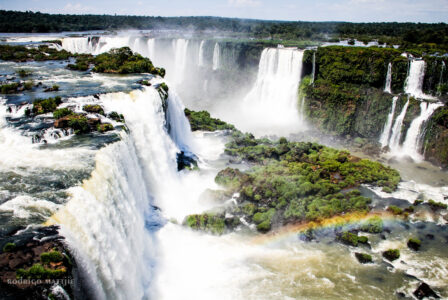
[
  {"left": 16, "top": 263, "right": 66, "bottom": 280},
  {"left": 2, "top": 242, "right": 16, "bottom": 252},
  {"left": 67, "top": 115, "right": 90, "bottom": 135},
  {"left": 53, "top": 108, "right": 73, "bottom": 119},
  {"left": 360, "top": 216, "right": 383, "bottom": 233},
  {"left": 108, "top": 111, "right": 125, "bottom": 122},
  {"left": 387, "top": 205, "right": 403, "bottom": 215},
  {"left": 40, "top": 250, "right": 63, "bottom": 264},
  {"left": 32, "top": 96, "right": 62, "bottom": 115},
  {"left": 97, "top": 123, "right": 114, "bottom": 133},
  {"left": 339, "top": 231, "right": 359, "bottom": 246},
  {"left": 427, "top": 199, "right": 447, "bottom": 210}
]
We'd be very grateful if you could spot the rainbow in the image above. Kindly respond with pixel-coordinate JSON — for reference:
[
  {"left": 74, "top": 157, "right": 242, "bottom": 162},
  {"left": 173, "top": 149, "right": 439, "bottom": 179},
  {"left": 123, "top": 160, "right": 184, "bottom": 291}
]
[{"left": 250, "top": 211, "right": 398, "bottom": 245}]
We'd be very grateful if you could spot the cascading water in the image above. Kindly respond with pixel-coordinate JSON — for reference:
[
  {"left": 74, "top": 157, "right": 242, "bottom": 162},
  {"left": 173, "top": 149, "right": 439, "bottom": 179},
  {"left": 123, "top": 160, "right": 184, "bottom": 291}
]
[
  {"left": 198, "top": 40, "right": 206, "bottom": 67},
  {"left": 48, "top": 86, "right": 194, "bottom": 299},
  {"left": 311, "top": 51, "right": 316, "bottom": 85},
  {"left": 225, "top": 47, "right": 305, "bottom": 136},
  {"left": 172, "top": 39, "right": 189, "bottom": 84},
  {"left": 147, "top": 39, "right": 156, "bottom": 62},
  {"left": 212, "top": 43, "right": 220, "bottom": 71},
  {"left": 438, "top": 61, "right": 446, "bottom": 96},
  {"left": 379, "top": 96, "right": 398, "bottom": 147},
  {"left": 401, "top": 101, "right": 443, "bottom": 161},
  {"left": 384, "top": 62, "right": 392, "bottom": 93},
  {"left": 404, "top": 59, "right": 435, "bottom": 100},
  {"left": 388, "top": 99, "right": 409, "bottom": 151}
]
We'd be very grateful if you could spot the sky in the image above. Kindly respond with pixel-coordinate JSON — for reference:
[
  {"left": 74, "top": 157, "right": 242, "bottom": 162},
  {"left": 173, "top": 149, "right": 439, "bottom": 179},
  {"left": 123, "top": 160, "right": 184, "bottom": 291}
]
[{"left": 0, "top": 0, "right": 447, "bottom": 23}]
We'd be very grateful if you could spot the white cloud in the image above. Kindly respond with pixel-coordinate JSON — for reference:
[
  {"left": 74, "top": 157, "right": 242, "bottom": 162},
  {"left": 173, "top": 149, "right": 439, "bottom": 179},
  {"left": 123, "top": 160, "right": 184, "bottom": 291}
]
[
  {"left": 228, "top": 0, "right": 261, "bottom": 8},
  {"left": 62, "top": 2, "right": 94, "bottom": 14}
]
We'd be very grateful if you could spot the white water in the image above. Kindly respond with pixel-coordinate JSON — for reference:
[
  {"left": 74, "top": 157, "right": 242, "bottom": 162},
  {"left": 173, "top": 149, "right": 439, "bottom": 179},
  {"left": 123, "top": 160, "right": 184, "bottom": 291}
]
[
  {"left": 212, "top": 43, "right": 220, "bottom": 71},
  {"left": 384, "top": 62, "right": 392, "bottom": 93},
  {"left": 379, "top": 96, "right": 398, "bottom": 147},
  {"left": 172, "top": 39, "right": 189, "bottom": 84},
  {"left": 218, "top": 47, "right": 306, "bottom": 136},
  {"left": 388, "top": 99, "right": 409, "bottom": 151},
  {"left": 401, "top": 101, "right": 443, "bottom": 161},
  {"left": 311, "top": 51, "right": 316, "bottom": 85},
  {"left": 404, "top": 59, "right": 435, "bottom": 100},
  {"left": 198, "top": 40, "right": 206, "bottom": 67}
]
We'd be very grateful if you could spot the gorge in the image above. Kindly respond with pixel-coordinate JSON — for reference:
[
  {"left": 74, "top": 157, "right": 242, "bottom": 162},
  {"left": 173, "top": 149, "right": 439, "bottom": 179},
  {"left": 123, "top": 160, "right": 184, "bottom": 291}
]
[{"left": 0, "top": 27, "right": 447, "bottom": 300}]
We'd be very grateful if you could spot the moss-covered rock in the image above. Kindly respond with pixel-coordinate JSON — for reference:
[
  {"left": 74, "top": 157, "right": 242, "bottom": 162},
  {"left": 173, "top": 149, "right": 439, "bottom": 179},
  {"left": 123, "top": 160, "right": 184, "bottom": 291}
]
[
  {"left": 83, "top": 104, "right": 104, "bottom": 115},
  {"left": 97, "top": 123, "right": 114, "bottom": 133},
  {"left": 184, "top": 108, "right": 235, "bottom": 131},
  {"left": 31, "top": 96, "right": 62, "bottom": 115},
  {"left": 382, "top": 249, "right": 400, "bottom": 261},
  {"left": 184, "top": 213, "right": 227, "bottom": 235},
  {"left": 407, "top": 238, "right": 421, "bottom": 251},
  {"left": 360, "top": 216, "right": 384, "bottom": 233},
  {"left": 355, "top": 252, "right": 373, "bottom": 264}
]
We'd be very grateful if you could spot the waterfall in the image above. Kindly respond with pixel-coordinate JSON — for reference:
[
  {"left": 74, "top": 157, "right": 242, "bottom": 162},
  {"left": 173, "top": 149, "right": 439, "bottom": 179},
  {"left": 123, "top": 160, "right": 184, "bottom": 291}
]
[
  {"left": 311, "top": 51, "right": 316, "bottom": 85},
  {"left": 438, "top": 61, "right": 446, "bottom": 96},
  {"left": 234, "top": 47, "right": 305, "bottom": 136},
  {"left": 166, "top": 91, "right": 196, "bottom": 153},
  {"left": 388, "top": 99, "right": 409, "bottom": 151},
  {"left": 198, "top": 40, "right": 206, "bottom": 67},
  {"left": 401, "top": 101, "right": 443, "bottom": 160},
  {"left": 147, "top": 39, "right": 156, "bottom": 61},
  {"left": 61, "top": 37, "right": 93, "bottom": 54},
  {"left": 379, "top": 96, "right": 398, "bottom": 147},
  {"left": 49, "top": 86, "right": 194, "bottom": 299},
  {"left": 384, "top": 62, "right": 392, "bottom": 93},
  {"left": 172, "top": 39, "right": 189, "bottom": 84},
  {"left": 404, "top": 59, "right": 435, "bottom": 100},
  {"left": 212, "top": 43, "right": 220, "bottom": 71}
]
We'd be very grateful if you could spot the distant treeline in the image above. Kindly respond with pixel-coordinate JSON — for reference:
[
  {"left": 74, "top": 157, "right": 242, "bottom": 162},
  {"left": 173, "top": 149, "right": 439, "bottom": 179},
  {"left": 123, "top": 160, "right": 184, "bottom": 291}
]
[{"left": 0, "top": 10, "right": 447, "bottom": 46}]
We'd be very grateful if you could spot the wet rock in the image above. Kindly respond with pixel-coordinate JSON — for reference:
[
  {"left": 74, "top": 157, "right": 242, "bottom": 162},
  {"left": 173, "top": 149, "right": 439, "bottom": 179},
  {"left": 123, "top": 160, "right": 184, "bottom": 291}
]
[
  {"left": 177, "top": 151, "right": 198, "bottom": 171},
  {"left": 426, "top": 234, "right": 434, "bottom": 240},
  {"left": 87, "top": 117, "right": 101, "bottom": 127},
  {"left": 382, "top": 249, "right": 400, "bottom": 261},
  {"left": 407, "top": 238, "right": 422, "bottom": 251},
  {"left": 355, "top": 252, "right": 373, "bottom": 264},
  {"left": 413, "top": 282, "right": 440, "bottom": 299}
]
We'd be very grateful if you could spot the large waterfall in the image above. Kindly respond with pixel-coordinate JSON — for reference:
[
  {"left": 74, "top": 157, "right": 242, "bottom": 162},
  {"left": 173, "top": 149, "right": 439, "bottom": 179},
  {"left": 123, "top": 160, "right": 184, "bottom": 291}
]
[
  {"left": 388, "top": 99, "right": 409, "bottom": 151},
  {"left": 401, "top": 101, "right": 443, "bottom": 160},
  {"left": 172, "top": 39, "right": 189, "bottom": 84},
  {"left": 212, "top": 43, "right": 220, "bottom": 71},
  {"left": 198, "top": 40, "right": 206, "bottom": 67},
  {"left": 384, "top": 62, "right": 392, "bottom": 93},
  {"left": 219, "top": 47, "right": 305, "bottom": 136},
  {"left": 48, "top": 86, "right": 195, "bottom": 299},
  {"left": 379, "top": 96, "right": 398, "bottom": 147},
  {"left": 404, "top": 59, "right": 436, "bottom": 100}
]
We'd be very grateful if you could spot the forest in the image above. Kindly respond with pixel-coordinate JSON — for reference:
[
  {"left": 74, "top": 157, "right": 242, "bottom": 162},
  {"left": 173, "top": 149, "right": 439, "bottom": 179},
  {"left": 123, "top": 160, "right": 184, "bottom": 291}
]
[{"left": 1, "top": 10, "right": 447, "bottom": 47}]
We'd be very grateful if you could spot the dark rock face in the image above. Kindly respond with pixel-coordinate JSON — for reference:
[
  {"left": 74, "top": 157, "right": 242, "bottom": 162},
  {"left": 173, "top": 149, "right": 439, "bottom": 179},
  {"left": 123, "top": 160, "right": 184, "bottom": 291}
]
[
  {"left": 413, "top": 282, "right": 440, "bottom": 299},
  {"left": 177, "top": 151, "right": 198, "bottom": 171},
  {"left": 0, "top": 226, "right": 89, "bottom": 300}
]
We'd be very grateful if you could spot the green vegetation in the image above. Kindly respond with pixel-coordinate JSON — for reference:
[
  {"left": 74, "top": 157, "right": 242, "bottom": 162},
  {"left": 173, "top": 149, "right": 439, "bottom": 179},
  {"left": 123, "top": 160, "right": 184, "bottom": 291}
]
[
  {"left": 83, "top": 104, "right": 105, "bottom": 115},
  {"left": 407, "top": 238, "right": 422, "bottom": 251},
  {"left": 382, "top": 249, "right": 400, "bottom": 261},
  {"left": 40, "top": 250, "right": 63, "bottom": 264},
  {"left": 184, "top": 113, "right": 400, "bottom": 234},
  {"left": 360, "top": 216, "right": 384, "bottom": 233},
  {"left": 339, "top": 231, "right": 360, "bottom": 246},
  {"left": 67, "top": 114, "right": 90, "bottom": 135},
  {"left": 108, "top": 111, "right": 125, "bottom": 123},
  {"left": 0, "top": 81, "right": 34, "bottom": 94},
  {"left": 0, "top": 44, "right": 71, "bottom": 62},
  {"left": 387, "top": 205, "right": 403, "bottom": 215},
  {"left": 69, "top": 47, "right": 165, "bottom": 76},
  {"left": 423, "top": 106, "right": 448, "bottom": 168},
  {"left": 53, "top": 107, "right": 73, "bottom": 119},
  {"left": 2, "top": 242, "right": 16, "bottom": 253},
  {"left": 16, "top": 69, "right": 32, "bottom": 77},
  {"left": 2, "top": 10, "right": 447, "bottom": 50},
  {"left": 184, "top": 108, "right": 235, "bottom": 131},
  {"left": 16, "top": 250, "right": 67, "bottom": 280},
  {"left": 16, "top": 263, "right": 66, "bottom": 280},
  {"left": 355, "top": 252, "right": 373, "bottom": 264},
  {"left": 97, "top": 123, "right": 114, "bottom": 133},
  {"left": 184, "top": 213, "right": 228, "bottom": 235},
  {"left": 427, "top": 199, "right": 447, "bottom": 210},
  {"left": 31, "top": 96, "right": 62, "bottom": 115}
]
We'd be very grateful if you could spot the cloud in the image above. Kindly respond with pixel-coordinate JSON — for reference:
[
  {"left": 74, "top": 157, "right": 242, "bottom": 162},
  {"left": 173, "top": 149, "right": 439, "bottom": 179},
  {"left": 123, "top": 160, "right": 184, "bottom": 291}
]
[
  {"left": 228, "top": 0, "right": 261, "bottom": 8},
  {"left": 62, "top": 2, "right": 94, "bottom": 14}
]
